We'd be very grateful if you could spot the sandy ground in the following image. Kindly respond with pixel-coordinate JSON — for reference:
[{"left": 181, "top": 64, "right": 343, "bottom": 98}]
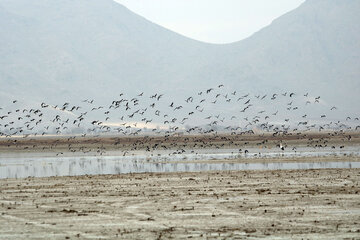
[
  {"left": 1, "top": 133, "right": 359, "bottom": 239},
  {"left": 1, "top": 168, "right": 360, "bottom": 239},
  {"left": 0, "top": 132, "right": 359, "bottom": 155}
]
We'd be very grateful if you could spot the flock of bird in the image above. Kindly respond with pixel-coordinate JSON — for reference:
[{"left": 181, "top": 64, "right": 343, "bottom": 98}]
[{"left": 0, "top": 84, "right": 359, "bottom": 156}]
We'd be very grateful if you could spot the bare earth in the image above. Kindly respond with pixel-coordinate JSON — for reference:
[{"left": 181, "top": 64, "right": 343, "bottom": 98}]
[
  {"left": 1, "top": 168, "right": 360, "bottom": 239},
  {"left": 1, "top": 132, "right": 359, "bottom": 155}
]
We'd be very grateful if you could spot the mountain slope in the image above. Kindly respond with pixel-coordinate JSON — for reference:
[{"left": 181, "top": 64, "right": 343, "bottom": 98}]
[
  {"left": 216, "top": 0, "right": 360, "bottom": 106},
  {"left": 0, "top": 0, "right": 218, "bottom": 102},
  {"left": 0, "top": 0, "right": 359, "bottom": 115}
]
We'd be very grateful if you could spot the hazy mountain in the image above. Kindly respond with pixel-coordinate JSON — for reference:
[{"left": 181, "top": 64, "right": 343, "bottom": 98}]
[
  {"left": 0, "top": 0, "right": 359, "bottom": 117},
  {"left": 217, "top": 0, "right": 360, "bottom": 111},
  {"left": 0, "top": 0, "right": 216, "bottom": 100}
]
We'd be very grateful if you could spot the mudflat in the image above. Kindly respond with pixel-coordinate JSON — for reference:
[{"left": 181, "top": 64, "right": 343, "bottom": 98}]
[
  {"left": 0, "top": 132, "right": 359, "bottom": 155},
  {"left": 1, "top": 168, "right": 359, "bottom": 239}
]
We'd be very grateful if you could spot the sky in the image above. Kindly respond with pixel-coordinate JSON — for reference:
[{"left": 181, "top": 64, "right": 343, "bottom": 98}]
[{"left": 114, "top": 0, "right": 305, "bottom": 44}]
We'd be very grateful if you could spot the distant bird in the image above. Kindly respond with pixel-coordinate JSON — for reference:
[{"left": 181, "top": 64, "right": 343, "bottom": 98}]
[
  {"left": 0, "top": 83, "right": 351, "bottom": 160},
  {"left": 279, "top": 143, "right": 285, "bottom": 151}
]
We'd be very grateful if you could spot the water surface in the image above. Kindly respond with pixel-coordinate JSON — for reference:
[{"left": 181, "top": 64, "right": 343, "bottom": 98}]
[{"left": 1, "top": 153, "right": 359, "bottom": 179}]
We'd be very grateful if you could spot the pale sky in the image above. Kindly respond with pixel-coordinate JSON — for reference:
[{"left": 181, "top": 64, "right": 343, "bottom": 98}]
[{"left": 114, "top": 0, "right": 305, "bottom": 44}]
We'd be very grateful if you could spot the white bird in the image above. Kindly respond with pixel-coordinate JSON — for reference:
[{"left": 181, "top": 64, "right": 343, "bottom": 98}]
[{"left": 279, "top": 143, "right": 285, "bottom": 151}]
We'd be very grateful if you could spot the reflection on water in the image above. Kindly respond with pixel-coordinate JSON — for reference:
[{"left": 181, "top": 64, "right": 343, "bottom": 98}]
[
  {"left": 1, "top": 146, "right": 359, "bottom": 160},
  {"left": 1, "top": 146, "right": 360, "bottom": 179},
  {"left": 0, "top": 155, "right": 359, "bottom": 179}
]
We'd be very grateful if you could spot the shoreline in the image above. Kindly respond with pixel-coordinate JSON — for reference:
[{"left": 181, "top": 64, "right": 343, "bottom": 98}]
[
  {"left": 1, "top": 168, "right": 359, "bottom": 239},
  {"left": 1, "top": 133, "right": 359, "bottom": 238}
]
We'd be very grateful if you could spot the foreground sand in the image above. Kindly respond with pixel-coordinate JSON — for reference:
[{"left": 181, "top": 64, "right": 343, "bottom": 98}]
[{"left": 1, "top": 168, "right": 359, "bottom": 239}]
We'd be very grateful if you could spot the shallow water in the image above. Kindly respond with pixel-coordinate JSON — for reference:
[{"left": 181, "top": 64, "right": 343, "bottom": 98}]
[
  {"left": 0, "top": 153, "right": 359, "bottom": 179},
  {"left": 1, "top": 145, "right": 359, "bottom": 160},
  {"left": 1, "top": 146, "right": 359, "bottom": 179}
]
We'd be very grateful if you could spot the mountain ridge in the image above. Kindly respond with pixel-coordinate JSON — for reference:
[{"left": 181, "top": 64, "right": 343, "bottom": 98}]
[{"left": 0, "top": 0, "right": 359, "bottom": 116}]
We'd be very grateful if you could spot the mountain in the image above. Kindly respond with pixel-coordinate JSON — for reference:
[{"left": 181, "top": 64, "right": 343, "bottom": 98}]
[
  {"left": 0, "top": 0, "right": 216, "bottom": 101},
  {"left": 217, "top": 0, "right": 360, "bottom": 109},
  {"left": 0, "top": 0, "right": 359, "bottom": 117}
]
